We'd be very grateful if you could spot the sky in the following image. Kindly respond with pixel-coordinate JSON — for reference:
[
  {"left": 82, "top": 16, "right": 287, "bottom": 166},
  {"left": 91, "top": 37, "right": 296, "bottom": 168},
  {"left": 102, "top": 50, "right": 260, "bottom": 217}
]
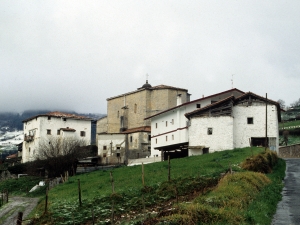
[{"left": 1, "top": 0, "right": 300, "bottom": 114}]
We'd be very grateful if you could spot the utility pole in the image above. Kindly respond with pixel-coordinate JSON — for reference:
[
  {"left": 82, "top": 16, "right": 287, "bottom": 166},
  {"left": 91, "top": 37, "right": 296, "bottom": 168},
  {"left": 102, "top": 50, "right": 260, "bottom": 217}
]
[{"left": 265, "top": 93, "right": 268, "bottom": 152}]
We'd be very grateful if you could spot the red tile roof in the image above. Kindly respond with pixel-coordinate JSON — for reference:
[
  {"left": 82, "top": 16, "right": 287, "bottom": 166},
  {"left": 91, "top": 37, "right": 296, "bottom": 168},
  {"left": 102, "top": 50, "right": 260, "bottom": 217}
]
[
  {"left": 23, "top": 111, "right": 92, "bottom": 122},
  {"left": 107, "top": 84, "right": 188, "bottom": 101},
  {"left": 121, "top": 126, "right": 151, "bottom": 134},
  {"left": 144, "top": 88, "right": 244, "bottom": 120}
]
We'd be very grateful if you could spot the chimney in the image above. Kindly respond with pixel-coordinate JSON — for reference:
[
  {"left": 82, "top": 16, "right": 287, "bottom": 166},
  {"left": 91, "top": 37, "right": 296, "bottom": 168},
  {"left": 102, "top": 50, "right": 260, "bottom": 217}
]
[{"left": 177, "top": 94, "right": 182, "bottom": 106}]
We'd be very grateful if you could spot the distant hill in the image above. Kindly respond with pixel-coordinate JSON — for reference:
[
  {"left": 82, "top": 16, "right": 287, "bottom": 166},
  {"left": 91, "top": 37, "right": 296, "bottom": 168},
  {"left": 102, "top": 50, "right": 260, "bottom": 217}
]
[{"left": 0, "top": 110, "right": 106, "bottom": 132}]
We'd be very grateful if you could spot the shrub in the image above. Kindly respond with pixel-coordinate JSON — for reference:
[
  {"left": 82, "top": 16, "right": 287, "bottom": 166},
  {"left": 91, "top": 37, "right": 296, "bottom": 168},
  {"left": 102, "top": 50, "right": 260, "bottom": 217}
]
[{"left": 240, "top": 150, "right": 278, "bottom": 173}]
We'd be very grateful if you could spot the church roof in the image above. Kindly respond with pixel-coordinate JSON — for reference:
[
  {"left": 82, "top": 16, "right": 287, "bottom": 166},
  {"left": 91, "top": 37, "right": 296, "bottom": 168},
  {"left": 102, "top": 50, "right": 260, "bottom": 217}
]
[{"left": 107, "top": 83, "right": 188, "bottom": 101}]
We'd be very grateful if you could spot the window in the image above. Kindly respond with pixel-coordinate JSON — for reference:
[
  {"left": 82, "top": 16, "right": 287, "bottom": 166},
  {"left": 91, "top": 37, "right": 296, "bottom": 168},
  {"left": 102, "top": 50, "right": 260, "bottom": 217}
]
[
  {"left": 134, "top": 104, "right": 137, "bottom": 113},
  {"left": 156, "top": 138, "right": 157, "bottom": 144},
  {"left": 156, "top": 123, "right": 157, "bottom": 128},
  {"left": 171, "top": 119, "right": 174, "bottom": 124},
  {"left": 63, "top": 118, "right": 67, "bottom": 121},
  {"left": 47, "top": 129, "right": 51, "bottom": 135},
  {"left": 80, "top": 131, "right": 86, "bottom": 137},
  {"left": 57, "top": 130, "right": 61, "bottom": 135},
  {"left": 130, "top": 136, "right": 133, "bottom": 142},
  {"left": 29, "top": 147, "right": 30, "bottom": 152},
  {"left": 207, "top": 128, "right": 213, "bottom": 135},
  {"left": 148, "top": 146, "right": 151, "bottom": 151},
  {"left": 196, "top": 104, "right": 201, "bottom": 108},
  {"left": 48, "top": 116, "right": 51, "bottom": 120},
  {"left": 148, "top": 135, "right": 151, "bottom": 141},
  {"left": 172, "top": 135, "right": 174, "bottom": 140},
  {"left": 103, "top": 153, "right": 107, "bottom": 157},
  {"left": 117, "top": 111, "right": 119, "bottom": 118},
  {"left": 103, "top": 145, "right": 107, "bottom": 150},
  {"left": 247, "top": 117, "right": 254, "bottom": 124},
  {"left": 166, "top": 136, "right": 168, "bottom": 141},
  {"left": 166, "top": 121, "right": 168, "bottom": 127}
]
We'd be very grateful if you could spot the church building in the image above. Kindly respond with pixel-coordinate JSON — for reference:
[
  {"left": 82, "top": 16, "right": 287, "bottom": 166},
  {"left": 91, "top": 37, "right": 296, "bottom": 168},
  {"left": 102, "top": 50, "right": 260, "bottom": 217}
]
[{"left": 97, "top": 80, "right": 190, "bottom": 164}]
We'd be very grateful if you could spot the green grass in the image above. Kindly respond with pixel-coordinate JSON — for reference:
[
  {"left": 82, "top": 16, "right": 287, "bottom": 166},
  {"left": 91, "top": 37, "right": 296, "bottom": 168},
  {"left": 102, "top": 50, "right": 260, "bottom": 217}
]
[
  {"left": 46, "top": 147, "right": 261, "bottom": 202},
  {"left": 279, "top": 135, "right": 300, "bottom": 145},
  {"left": 244, "top": 158, "right": 285, "bottom": 224},
  {"left": 0, "top": 176, "right": 46, "bottom": 197},
  {"left": 279, "top": 120, "right": 300, "bottom": 129},
  {"left": 1, "top": 147, "right": 285, "bottom": 224}
]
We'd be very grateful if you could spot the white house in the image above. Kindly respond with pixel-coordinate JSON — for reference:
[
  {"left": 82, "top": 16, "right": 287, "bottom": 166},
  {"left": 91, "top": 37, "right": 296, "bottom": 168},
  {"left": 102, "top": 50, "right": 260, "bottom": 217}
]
[
  {"left": 145, "top": 88, "right": 245, "bottom": 159},
  {"left": 185, "top": 92, "right": 280, "bottom": 155},
  {"left": 22, "top": 111, "right": 92, "bottom": 163}
]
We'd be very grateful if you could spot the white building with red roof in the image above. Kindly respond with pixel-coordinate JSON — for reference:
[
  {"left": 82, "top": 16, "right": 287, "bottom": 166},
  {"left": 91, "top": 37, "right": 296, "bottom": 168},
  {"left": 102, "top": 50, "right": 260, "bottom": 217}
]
[
  {"left": 145, "top": 89, "right": 280, "bottom": 159},
  {"left": 22, "top": 111, "right": 92, "bottom": 163}
]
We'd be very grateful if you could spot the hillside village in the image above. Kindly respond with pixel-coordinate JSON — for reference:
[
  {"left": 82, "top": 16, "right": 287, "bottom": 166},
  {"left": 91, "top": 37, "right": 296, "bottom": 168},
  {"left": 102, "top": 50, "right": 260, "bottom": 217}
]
[{"left": 1, "top": 80, "right": 284, "bottom": 169}]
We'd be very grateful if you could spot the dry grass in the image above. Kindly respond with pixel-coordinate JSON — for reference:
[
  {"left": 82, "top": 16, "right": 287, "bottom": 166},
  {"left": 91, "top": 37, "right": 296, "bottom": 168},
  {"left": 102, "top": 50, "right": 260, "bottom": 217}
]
[
  {"left": 161, "top": 172, "right": 271, "bottom": 225},
  {"left": 240, "top": 149, "right": 278, "bottom": 173}
]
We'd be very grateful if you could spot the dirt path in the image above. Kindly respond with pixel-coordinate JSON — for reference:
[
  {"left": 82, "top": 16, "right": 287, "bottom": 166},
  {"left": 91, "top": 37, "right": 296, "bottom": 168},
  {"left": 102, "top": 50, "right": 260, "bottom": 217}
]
[{"left": 0, "top": 196, "right": 39, "bottom": 225}]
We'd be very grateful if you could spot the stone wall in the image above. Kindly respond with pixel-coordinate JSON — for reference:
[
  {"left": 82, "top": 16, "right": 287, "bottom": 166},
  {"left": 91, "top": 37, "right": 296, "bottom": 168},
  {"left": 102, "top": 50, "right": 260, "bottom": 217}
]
[{"left": 278, "top": 144, "right": 300, "bottom": 158}]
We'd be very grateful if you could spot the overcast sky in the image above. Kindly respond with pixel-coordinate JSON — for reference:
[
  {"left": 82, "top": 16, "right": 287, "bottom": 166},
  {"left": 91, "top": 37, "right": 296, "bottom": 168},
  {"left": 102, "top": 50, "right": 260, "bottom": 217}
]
[{"left": 1, "top": 1, "right": 299, "bottom": 114}]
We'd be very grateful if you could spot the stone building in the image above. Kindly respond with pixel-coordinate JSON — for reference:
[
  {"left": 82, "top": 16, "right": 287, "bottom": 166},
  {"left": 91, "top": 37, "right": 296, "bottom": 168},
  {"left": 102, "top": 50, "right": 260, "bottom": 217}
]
[{"left": 97, "top": 80, "right": 190, "bottom": 164}]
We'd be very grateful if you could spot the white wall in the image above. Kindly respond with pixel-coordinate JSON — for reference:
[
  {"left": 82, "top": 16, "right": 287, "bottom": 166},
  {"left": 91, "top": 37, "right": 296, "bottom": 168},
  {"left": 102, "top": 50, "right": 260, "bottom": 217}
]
[
  {"left": 189, "top": 116, "right": 234, "bottom": 154},
  {"left": 150, "top": 97, "right": 217, "bottom": 156},
  {"left": 22, "top": 116, "right": 91, "bottom": 163},
  {"left": 233, "top": 103, "right": 279, "bottom": 151},
  {"left": 149, "top": 90, "right": 245, "bottom": 156},
  {"left": 98, "top": 133, "right": 126, "bottom": 157}
]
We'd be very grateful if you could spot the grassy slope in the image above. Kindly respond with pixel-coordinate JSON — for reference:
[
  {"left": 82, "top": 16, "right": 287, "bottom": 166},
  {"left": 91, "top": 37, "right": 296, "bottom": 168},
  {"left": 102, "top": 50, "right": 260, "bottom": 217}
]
[
  {"left": 279, "top": 120, "right": 300, "bottom": 129},
  {"left": 1, "top": 147, "right": 285, "bottom": 224},
  {"left": 47, "top": 147, "right": 261, "bottom": 202}
]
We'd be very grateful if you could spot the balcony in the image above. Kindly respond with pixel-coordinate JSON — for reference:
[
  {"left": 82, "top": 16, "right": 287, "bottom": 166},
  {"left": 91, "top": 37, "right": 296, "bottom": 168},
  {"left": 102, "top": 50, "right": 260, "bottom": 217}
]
[{"left": 24, "top": 135, "right": 34, "bottom": 142}]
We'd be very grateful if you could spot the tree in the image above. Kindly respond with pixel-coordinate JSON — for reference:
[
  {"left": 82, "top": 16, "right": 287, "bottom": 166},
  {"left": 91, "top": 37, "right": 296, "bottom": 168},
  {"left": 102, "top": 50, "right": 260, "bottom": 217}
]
[
  {"left": 290, "top": 98, "right": 300, "bottom": 108},
  {"left": 277, "top": 99, "right": 286, "bottom": 110},
  {"left": 35, "top": 137, "right": 93, "bottom": 178}
]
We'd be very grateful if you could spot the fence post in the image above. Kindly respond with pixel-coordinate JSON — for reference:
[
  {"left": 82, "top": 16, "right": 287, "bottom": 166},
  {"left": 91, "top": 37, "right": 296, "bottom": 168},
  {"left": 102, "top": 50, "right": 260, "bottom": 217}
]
[
  {"left": 110, "top": 172, "right": 115, "bottom": 225},
  {"left": 78, "top": 179, "right": 82, "bottom": 207},
  {"left": 110, "top": 172, "right": 115, "bottom": 193},
  {"left": 168, "top": 155, "right": 171, "bottom": 181},
  {"left": 16, "top": 212, "right": 23, "bottom": 225},
  {"left": 92, "top": 207, "right": 95, "bottom": 225},
  {"left": 142, "top": 163, "right": 145, "bottom": 187},
  {"left": 44, "top": 188, "right": 48, "bottom": 214}
]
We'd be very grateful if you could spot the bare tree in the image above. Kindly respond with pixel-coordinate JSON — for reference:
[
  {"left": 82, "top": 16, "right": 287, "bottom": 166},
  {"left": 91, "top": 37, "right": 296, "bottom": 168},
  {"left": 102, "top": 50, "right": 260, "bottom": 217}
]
[
  {"left": 290, "top": 98, "right": 300, "bottom": 108},
  {"left": 35, "top": 137, "right": 92, "bottom": 177},
  {"left": 277, "top": 99, "right": 286, "bottom": 110}
]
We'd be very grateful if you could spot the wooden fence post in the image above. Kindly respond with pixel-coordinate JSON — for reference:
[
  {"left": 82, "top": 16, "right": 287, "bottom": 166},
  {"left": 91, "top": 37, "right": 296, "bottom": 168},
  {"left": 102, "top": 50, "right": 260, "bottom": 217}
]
[
  {"left": 142, "top": 163, "right": 145, "bottom": 187},
  {"left": 44, "top": 188, "right": 48, "bottom": 214},
  {"left": 110, "top": 172, "right": 115, "bottom": 225},
  {"left": 78, "top": 179, "right": 82, "bottom": 207},
  {"left": 16, "top": 212, "right": 23, "bottom": 225},
  {"left": 110, "top": 172, "right": 115, "bottom": 193},
  {"left": 168, "top": 155, "right": 171, "bottom": 181},
  {"left": 92, "top": 207, "right": 95, "bottom": 225}
]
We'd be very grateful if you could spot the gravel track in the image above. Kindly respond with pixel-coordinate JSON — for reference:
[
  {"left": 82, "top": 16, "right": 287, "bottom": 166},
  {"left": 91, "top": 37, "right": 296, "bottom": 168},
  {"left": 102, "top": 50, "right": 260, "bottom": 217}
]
[{"left": 0, "top": 196, "right": 39, "bottom": 225}]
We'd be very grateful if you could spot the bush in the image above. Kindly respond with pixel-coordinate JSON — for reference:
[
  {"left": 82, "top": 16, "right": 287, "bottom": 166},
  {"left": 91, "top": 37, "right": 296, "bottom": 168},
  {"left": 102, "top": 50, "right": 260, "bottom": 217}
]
[
  {"left": 240, "top": 150, "right": 278, "bottom": 173},
  {"left": 8, "top": 163, "right": 27, "bottom": 174}
]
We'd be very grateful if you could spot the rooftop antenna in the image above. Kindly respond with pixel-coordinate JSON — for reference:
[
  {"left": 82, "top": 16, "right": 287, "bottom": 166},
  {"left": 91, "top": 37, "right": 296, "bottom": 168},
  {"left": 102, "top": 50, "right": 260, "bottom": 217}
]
[
  {"left": 146, "top": 73, "right": 149, "bottom": 82},
  {"left": 231, "top": 74, "right": 234, "bottom": 89}
]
